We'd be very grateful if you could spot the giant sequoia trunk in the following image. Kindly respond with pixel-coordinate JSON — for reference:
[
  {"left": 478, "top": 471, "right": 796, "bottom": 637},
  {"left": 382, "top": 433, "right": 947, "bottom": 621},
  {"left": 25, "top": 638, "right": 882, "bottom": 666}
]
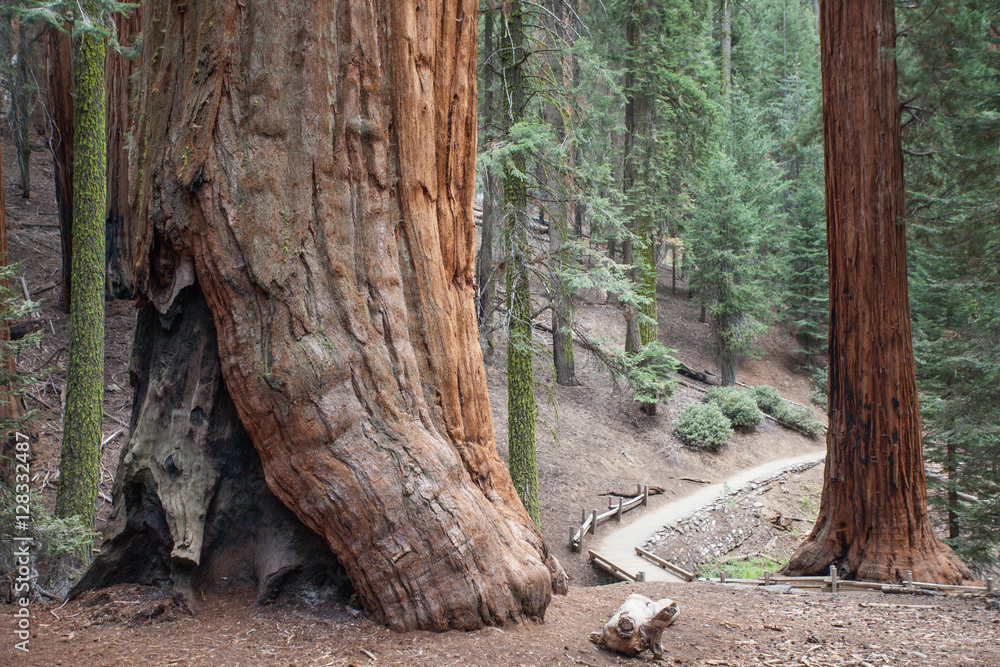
[
  {"left": 82, "top": 0, "right": 562, "bottom": 631},
  {"left": 781, "top": 0, "right": 968, "bottom": 585}
]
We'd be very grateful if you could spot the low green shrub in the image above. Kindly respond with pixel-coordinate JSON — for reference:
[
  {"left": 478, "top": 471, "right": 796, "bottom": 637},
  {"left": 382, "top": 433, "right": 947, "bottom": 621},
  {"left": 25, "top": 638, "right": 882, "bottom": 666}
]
[
  {"left": 773, "top": 402, "right": 824, "bottom": 438},
  {"left": 705, "top": 386, "right": 764, "bottom": 430},
  {"left": 748, "top": 385, "right": 784, "bottom": 414},
  {"left": 675, "top": 403, "right": 734, "bottom": 451}
]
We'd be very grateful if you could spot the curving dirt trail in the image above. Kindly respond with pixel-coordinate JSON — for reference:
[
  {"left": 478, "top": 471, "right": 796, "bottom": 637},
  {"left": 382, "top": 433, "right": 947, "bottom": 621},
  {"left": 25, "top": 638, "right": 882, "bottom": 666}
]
[{"left": 593, "top": 449, "right": 827, "bottom": 581}]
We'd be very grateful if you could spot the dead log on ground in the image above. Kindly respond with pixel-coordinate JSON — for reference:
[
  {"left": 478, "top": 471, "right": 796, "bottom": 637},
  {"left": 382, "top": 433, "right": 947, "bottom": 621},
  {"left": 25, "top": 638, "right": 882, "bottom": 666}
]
[{"left": 589, "top": 594, "right": 680, "bottom": 660}]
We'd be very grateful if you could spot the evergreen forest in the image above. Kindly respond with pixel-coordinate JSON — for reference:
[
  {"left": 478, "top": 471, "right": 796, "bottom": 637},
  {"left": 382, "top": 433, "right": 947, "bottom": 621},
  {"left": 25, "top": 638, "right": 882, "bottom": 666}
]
[{"left": 0, "top": 0, "right": 998, "bottom": 663}]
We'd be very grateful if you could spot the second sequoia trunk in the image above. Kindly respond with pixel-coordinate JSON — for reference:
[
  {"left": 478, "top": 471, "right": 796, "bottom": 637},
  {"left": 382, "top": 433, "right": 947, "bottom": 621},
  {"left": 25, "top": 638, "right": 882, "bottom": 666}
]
[
  {"left": 782, "top": 0, "right": 968, "bottom": 585},
  {"left": 82, "top": 0, "right": 562, "bottom": 631}
]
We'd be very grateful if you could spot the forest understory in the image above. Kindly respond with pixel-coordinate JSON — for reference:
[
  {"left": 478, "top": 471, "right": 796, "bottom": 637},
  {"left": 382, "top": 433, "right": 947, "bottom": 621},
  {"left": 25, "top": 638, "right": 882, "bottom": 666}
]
[{"left": 2, "top": 134, "right": 999, "bottom": 666}]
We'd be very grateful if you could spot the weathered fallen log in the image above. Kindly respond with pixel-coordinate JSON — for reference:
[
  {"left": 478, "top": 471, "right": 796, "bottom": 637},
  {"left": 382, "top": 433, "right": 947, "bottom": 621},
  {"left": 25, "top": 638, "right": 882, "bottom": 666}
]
[
  {"left": 677, "top": 362, "right": 711, "bottom": 384},
  {"left": 589, "top": 594, "right": 679, "bottom": 660}
]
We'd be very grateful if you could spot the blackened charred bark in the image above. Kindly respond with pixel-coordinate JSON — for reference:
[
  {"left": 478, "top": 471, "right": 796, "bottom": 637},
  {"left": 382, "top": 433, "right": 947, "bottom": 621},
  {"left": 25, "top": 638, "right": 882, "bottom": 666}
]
[{"left": 72, "top": 286, "right": 347, "bottom": 604}]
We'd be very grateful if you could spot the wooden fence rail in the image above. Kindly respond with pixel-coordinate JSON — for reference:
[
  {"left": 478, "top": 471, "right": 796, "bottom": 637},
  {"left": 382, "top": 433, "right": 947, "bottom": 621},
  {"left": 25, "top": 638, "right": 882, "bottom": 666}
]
[
  {"left": 702, "top": 570, "right": 998, "bottom": 597},
  {"left": 570, "top": 484, "right": 649, "bottom": 551}
]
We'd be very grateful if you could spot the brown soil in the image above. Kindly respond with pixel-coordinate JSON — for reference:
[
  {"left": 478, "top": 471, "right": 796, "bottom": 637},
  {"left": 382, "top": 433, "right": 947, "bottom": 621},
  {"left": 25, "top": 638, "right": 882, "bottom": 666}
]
[
  {"left": 4, "top": 137, "right": 997, "bottom": 666},
  {"left": 4, "top": 582, "right": 999, "bottom": 666}
]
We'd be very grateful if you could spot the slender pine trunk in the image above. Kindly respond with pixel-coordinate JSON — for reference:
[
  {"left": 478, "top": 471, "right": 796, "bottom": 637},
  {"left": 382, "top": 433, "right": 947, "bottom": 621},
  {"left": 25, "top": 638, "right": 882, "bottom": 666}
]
[
  {"left": 55, "top": 7, "right": 107, "bottom": 549},
  {"left": 0, "top": 142, "right": 25, "bottom": 423},
  {"left": 716, "top": 312, "right": 739, "bottom": 386},
  {"left": 501, "top": 0, "right": 540, "bottom": 524},
  {"left": 13, "top": 23, "right": 33, "bottom": 198},
  {"left": 546, "top": 0, "right": 578, "bottom": 387}
]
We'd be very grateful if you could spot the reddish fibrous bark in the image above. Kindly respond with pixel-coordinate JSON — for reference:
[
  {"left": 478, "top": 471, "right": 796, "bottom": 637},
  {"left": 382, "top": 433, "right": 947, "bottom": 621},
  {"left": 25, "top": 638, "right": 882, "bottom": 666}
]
[
  {"left": 45, "top": 27, "right": 74, "bottom": 313},
  {"left": 782, "top": 0, "right": 968, "bottom": 585},
  {"left": 127, "top": 0, "right": 561, "bottom": 631},
  {"left": 104, "top": 9, "right": 143, "bottom": 299}
]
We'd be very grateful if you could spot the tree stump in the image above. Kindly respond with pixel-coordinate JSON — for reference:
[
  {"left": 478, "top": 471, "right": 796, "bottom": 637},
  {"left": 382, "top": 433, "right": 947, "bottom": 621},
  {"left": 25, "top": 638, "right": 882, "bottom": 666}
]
[{"left": 589, "top": 594, "right": 680, "bottom": 660}]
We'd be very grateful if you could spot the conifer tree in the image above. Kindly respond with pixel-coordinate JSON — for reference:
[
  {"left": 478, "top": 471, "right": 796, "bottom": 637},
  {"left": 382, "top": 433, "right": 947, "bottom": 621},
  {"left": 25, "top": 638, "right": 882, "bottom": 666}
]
[
  {"left": 499, "top": 0, "right": 540, "bottom": 524},
  {"left": 687, "top": 103, "right": 785, "bottom": 386},
  {"left": 899, "top": 0, "right": 1000, "bottom": 565},
  {"left": 55, "top": 0, "right": 107, "bottom": 545},
  {"left": 783, "top": 0, "right": 968, "bottom": 584}
]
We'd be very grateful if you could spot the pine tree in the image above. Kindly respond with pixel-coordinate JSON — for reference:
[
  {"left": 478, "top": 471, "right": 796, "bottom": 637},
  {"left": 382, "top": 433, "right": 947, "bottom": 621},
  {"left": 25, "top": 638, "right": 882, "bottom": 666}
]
[
  {"left": 55, "top": 0, "right": 107, "bottom": 546},
  {"left": 687, "top": 99, "right": 785, "bottom": 386},
  {"left": 498, "top": 0, "right": 540, "bottom": 524},
  {"left": 610, "top": 0, "right": 715, "bottom": 406}
]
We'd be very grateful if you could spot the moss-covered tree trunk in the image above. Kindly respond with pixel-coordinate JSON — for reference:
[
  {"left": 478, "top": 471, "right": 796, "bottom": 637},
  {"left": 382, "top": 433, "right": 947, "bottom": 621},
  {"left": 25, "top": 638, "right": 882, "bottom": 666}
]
[
  {"left": 54, "top": 6, "right": 106, "bottom": 541},
  {"left": 79, "top": 0, "right": 562, "bottom": 631},
  {"left": 781, "top": 0, "right": 969, "bottom": 584},
  {"left": 45, "top": 26, "right": 74, "bottom": 313},
  {"left": 500, "top": 0, "right": 541, "bottom": 525}
]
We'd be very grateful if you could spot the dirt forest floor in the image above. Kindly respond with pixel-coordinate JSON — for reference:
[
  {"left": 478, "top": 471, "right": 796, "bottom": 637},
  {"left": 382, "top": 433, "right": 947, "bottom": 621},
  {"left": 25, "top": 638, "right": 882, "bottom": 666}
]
[
  {"left": 3, "top": 136, "right": 999, "bottom": 666},
  {"left": 4, "top": 582, "right": 999, "bottom": 666}
]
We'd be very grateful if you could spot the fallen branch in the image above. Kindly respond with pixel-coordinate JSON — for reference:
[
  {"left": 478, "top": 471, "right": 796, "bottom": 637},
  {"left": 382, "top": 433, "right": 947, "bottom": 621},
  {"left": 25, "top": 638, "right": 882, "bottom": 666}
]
[
  {"left": 30, "top": 345, "right": 66, "bottom": 373},
  {"left": 677, "top": 362, "right": 711, "bottom": 384},
  {"left": 104, "top": 411, "right": 129, "bottom": 428},
  {"left": 26, "top": 393, "right": 54, "bottom": 410},
  {"left": 102, "top": 427, "right": 126, "bottom": 448}
]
